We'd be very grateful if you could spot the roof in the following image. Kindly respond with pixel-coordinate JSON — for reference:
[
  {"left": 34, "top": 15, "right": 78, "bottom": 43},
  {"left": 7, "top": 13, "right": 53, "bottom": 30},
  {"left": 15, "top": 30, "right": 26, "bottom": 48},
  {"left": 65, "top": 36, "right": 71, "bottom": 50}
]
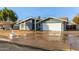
[
  {"left": 36, "top": 17, "right": 68, "bottom": 24},
  {"left": 18, "top": 18, "right": 35, "bottom": 24},
  {"left": 0, "top": 21, "right": 15, "bottom": 25},
  {"left": 67, "top": 21, "right": 77, "bottom": 25},
  {"left": 18, "top": 17, "right": 42, "bottom": 24}
]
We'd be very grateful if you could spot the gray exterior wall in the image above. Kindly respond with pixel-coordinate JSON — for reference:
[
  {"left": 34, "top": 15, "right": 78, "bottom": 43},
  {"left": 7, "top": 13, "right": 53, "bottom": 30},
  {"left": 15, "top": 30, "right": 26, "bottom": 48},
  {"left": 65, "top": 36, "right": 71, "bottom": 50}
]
[
  {"left": 19, "top": 20, "right": 33, "bottom": 30},
  {"left": 25, "top": 22, "right": 32, "bottom": 30}
]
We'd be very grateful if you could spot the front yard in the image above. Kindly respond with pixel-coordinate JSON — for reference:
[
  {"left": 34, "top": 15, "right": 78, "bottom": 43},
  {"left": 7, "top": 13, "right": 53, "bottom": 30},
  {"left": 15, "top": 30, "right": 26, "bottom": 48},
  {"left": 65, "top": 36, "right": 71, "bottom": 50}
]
[{"left": 0, "top": 30, "right": 78, "bottom": 51}]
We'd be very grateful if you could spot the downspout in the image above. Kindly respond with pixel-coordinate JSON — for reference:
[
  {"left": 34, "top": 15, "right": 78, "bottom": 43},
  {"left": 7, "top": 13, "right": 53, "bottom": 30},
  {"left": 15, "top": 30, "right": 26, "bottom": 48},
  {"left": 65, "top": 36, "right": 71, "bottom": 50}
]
[
  {"left": 34, "top": 19, "right": 36, "bottom": 31},
  {"left": 61, "top": 22, "right": 64, "bottom": 40}
]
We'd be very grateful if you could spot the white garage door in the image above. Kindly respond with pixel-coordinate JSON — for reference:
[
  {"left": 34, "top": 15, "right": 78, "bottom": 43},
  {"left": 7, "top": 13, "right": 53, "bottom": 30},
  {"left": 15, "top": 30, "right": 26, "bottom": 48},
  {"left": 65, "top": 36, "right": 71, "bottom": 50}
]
[{"left": 42, "top": 23, "right": 64, "bottom": 31}]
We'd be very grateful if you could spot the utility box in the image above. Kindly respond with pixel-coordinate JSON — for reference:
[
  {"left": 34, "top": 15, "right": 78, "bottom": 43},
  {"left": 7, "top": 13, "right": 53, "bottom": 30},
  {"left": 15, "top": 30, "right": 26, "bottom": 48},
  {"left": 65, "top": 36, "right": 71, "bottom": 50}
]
[{"left": 9, "top": 31, "right": 16, "bottom": 39}]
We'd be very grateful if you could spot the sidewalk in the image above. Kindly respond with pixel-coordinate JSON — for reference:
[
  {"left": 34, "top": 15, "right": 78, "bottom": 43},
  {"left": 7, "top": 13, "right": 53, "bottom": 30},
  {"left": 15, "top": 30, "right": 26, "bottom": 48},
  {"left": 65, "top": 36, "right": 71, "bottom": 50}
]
[{"left": 0, "top": 38, "right": 10, "bottom": 42}]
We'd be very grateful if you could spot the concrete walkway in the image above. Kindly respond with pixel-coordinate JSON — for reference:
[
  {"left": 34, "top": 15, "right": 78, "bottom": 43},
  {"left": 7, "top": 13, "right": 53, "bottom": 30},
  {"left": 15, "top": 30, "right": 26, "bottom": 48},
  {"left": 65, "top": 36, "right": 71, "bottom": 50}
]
[{"left": 0, "top": 38, "right": 10, "bottom": 41}]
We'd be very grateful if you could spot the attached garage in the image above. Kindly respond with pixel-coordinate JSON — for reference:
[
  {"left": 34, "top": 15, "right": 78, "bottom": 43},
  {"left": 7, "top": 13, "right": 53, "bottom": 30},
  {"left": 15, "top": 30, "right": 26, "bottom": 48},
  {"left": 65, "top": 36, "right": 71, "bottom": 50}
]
[{"left": 39, "top": 17, "right": 65, "bottom": 31}]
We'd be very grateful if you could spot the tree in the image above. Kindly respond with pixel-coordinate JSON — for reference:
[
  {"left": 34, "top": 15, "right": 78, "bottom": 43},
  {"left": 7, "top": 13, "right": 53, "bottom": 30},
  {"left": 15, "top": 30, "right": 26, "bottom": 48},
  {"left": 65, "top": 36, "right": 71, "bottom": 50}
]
[
  {"left": 73, "top": 15, "right": 79, "bottom": 24},
  {"left": 2, "top": 7, "right": 18, "bottom": 22},
  {"left": 0, "top": 10, "right": 4, "bottom": 21},
  {"left": 0, "top": 7, "right": 18, "bottom": 22}
]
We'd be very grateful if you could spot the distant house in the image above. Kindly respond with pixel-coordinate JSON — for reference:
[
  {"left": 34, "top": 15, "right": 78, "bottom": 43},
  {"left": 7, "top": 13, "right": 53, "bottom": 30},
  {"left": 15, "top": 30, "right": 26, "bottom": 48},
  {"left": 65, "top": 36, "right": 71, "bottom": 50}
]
[
  {"left": 66, "top": 21, "right": 77, "bottom": 31},
  {"left": 66, "top": 24, "right": 76, "bottom": 31},
  {"left": 37, "top": 17, "right": 68, "bottom": 31},
  {"left": 13, "top": 24, "right": 19, "bottom": 30},
  {"left": 0, "top": 21, "right": 15, "bottom": 30}
]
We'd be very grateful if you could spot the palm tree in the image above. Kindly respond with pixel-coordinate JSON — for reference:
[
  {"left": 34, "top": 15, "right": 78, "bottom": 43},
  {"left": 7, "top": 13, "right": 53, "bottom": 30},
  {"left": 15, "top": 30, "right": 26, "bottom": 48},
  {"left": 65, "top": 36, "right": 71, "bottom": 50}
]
[
  {"left": 0, "top": 10, "right": 4, "bottom": 21},
  {"left": 2, "top": 7, "right": 18, "bottom": 22}
]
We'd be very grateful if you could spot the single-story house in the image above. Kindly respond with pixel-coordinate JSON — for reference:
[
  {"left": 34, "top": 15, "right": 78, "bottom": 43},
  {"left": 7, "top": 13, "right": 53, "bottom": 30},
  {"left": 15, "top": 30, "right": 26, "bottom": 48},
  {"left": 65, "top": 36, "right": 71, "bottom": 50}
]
[
  {"left": 65, "top": 21, "right": 76, "bottom": 31},
  {"left": 36, "top": 17, "right": 68, "bottom": 31},
  {"left": 19, "top": 16, "right": 68, "bottom": 31},
  {"left": 66, "top": 23, "right": 79, "bottom": 31}
]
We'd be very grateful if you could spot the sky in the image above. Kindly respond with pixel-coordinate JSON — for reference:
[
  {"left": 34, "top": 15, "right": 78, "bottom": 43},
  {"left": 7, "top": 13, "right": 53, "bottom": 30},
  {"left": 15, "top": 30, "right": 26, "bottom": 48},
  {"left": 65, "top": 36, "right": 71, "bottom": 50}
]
[{"left": 0, "top": 7, "right": 79, "bottom": 21}]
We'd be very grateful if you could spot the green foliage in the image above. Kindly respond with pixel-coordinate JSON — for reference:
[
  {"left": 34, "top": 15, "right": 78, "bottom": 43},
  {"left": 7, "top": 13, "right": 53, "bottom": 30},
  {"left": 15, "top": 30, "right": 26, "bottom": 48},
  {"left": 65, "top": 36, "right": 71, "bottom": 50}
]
[
  {"left": 0, "top": 7, "right": 18, "bottom": 22},
  {"left": 0, "top": 10, "right": 4, "bottom": 21}
]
